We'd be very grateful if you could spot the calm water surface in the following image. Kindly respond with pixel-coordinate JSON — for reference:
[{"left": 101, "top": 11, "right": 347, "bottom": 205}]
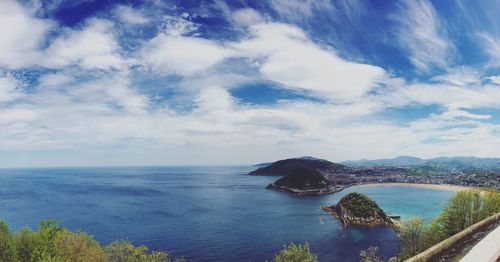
[{"left": 0, "top": 166, "right": 456, "bottom": 261}]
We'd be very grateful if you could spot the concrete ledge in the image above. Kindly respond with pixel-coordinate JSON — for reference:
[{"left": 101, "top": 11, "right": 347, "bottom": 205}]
[
  {"left": 461, "top": 224, "right": 500, "bottom": 262},
  {"left": 405, "top": 212, "right": 500, "bottom": 262}
]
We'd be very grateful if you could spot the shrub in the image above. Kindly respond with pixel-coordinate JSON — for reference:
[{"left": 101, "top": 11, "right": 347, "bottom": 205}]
[
  {"left": 32, "top": 219, "right": 62, "bottom": 261},
  {"left": 54, "top": 229, "right": 107, "bottom": 262},
  {"left": 0, "top": 220, "right": 17, "bottom": 261},
  {"left": 398, "top": 217, "right": 426, "bottom": 259},
  {"left": 13, "top": 227, "right": 36, "bottom": 262},
  {"left": 104, "top": 240, "right": 181, "bottom": 262},
  {"left": 272, "top": 243, "right": 317, "bottom": 262}
]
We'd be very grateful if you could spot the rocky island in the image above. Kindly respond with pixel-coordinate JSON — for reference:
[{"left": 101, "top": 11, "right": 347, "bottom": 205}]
[
  {"left": 321, "top": 192, "right": 399, "bottom": 228},
  {"left": 265, "top": 167, "right": 346, "bottom": 195}
]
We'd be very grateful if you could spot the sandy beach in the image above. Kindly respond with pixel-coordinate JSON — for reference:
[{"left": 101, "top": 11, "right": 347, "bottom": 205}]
[{"left": 355, "top": 183, "right": 469, "bottom": 192}]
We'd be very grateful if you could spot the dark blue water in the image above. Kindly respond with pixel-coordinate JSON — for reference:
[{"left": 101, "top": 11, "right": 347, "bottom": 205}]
[{"left": 0, "top": 166, "right": 456, "bottom": 261}]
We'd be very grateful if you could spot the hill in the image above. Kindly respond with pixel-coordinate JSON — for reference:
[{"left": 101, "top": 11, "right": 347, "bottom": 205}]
[
  {"left": 266, "top": 167, "right": 341, "bottom": 195},
  {"left": 321, "top": 192, "right": 398, "bottom": 228},
  {"left": 249, "top": 157, "right": 352, "bottom": 176}
]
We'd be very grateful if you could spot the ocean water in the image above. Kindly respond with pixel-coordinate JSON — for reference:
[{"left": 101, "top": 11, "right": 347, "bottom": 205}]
[{"left": 0, "top": 166, "right": 456, "bottom": 262}]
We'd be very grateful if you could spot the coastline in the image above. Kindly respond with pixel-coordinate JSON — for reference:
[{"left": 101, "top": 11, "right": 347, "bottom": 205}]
[{"left": 354, "top": 182, "right": 468, "bottom": 192}]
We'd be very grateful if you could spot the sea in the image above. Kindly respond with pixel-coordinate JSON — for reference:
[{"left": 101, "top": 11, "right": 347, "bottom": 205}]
[{"left": 0, "top": 166, "right": 456, "bottom": 262}]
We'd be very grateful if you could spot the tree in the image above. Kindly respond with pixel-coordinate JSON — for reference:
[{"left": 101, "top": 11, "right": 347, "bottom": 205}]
[
  {"left": 398, "top": 217, "right": 425, "bottom": 259},
  {"left": 482, "top": 191, "right": 500, "bottom": 217},
  {"left": 440, "top": 190, "right": 485, "bottom": 235},
  {"left": 32, "top": 219, "right": 62, "bottom": 261},
  {"left": 104, "top": 240, "right": 182, "bottom": 262},
  {"left": 0, "top": 220, "right": 16, "bottom": 261},
  {"left": 272, "top": 243, "right": 318, "bottom": 262},
  {"left": 54, "top": 230, "right": 107, "bottom": 262},
  {"left": 13, "top": 227, "right": 36, "bottom": 262}
]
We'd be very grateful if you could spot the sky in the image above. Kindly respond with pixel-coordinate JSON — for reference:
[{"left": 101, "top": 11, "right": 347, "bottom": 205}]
[{"left": 0, "top": 0, "right": 500, "bottom": 167}]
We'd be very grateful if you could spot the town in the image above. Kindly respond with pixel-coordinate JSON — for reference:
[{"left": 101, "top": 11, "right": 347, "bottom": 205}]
[{"left": 328, "top": 166, "right": 500, "bottom": 190}]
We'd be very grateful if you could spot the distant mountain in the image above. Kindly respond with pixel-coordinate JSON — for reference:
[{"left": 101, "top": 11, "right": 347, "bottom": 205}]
[
  {"left": 343, "top": 156, "right": 425, "bottom": 167},
  {"left": 249, "top": 157, "right": 352, "bottom": 176},
  {"left": 343, "top": 156, "right": 500, "bottom": 170}
]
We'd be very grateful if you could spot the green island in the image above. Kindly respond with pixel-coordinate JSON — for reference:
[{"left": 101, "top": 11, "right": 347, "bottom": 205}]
[{"left": 321, "top": 193, "right": 398, "bottom": 228}]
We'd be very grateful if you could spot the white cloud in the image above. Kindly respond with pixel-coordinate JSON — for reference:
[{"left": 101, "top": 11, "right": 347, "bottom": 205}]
[
  {"left": 233, "top": 23, "right": 386, "bottom": 101},
  {"left": 0, "top": 108, "right": 37, "bottom": 124},
  {"left": 0, "top": 0, "right": 52, "bottom": 68},
  {"left": 231, "top": 8, "right": 265, "bottom": 26},
  {"left": 43, "top": 19, "right": 124, "bottom": 70},
  {"left": 393, "top": 0, "right": 452, "bottom": 72},
  {"left": 487, "top": 76, "right": 500, "bottom": 85},
  {"left": 38, "top": 73, "right": 74, "bottom": 87},
  {"left": 269, "top": 0, "right": 334, "bottom": 20},
  {"left": 141, "top": 34, "right": 235, "bottom": 76},
  {"left": 478, "top": 33, "right": 500, "bottom": 65},
  {"left": 115, "top": 5, "right": 149, "bottom": 24},
  {"left": 432, "top": 67, "right": 481, "bottom": 86},
  {"left": 0, "top": 76, "right": 24, "bottom": 102},
  {"left": 386, "top": 83, "right": 500, "bottom": 109}
]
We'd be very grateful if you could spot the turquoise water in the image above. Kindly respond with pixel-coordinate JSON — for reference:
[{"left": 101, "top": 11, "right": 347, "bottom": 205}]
[{"left": 0, "top": 166, "right": 456, "bottom": 261}]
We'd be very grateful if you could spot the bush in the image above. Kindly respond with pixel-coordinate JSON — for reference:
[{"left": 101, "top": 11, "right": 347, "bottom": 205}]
[
  {"left": 104, "top": 240, "right": 183, "bottom": 262},
  {"left": 398, "top": 217, "right": 425, "bottom": 259},
  {"left": 272, "top": 243, "right": 317, "bottom": 262},
  {"left": 55, "top": 230, "right": 107, "bottom": 262},
  {"left": 0, "top": 219, "right": 185, "bottom": 262},
  {"left": 13, "top": 227, "right": 36, "bottom": 262},
  {"left": 0, "top": 220, "right": 17, "bottom": 261}
]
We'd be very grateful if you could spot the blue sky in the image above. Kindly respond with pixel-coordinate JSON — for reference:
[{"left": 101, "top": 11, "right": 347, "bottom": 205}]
[{"left": 0, "top": 0, "right": 500, "bottom": 167}]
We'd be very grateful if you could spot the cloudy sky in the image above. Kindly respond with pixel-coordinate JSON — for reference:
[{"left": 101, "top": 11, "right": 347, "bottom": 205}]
[{"left": 0, "top": 0, "right": 499, "bottom": 167}]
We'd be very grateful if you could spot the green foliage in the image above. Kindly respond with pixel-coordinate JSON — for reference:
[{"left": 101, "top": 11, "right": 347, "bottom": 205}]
[
  {"left": 397, "top": 189, "right": 500, "bottom": 259},
  {"left": 272, "top": 243, "right": 317, "bottom": 262},
  {"left": 104, "top": 240, "right": 184, "bottom": 262},
  {"left": 13, "top": 227, "right": 36, "bottom": 262},
  {"left": 439, "top": 190, "right": 492, "bottom": 235},
  {"left": 54, "top": 229, "right": 107, "bottom": 262},
  {"left": 398, "top": 217, "right": 425, "bottom": 260},
  {"left": 338, "top": 193, "right": 383, "bottom": 218},
  {"left": 360, "top": 246, "right": 384, "bottom": 262},
  {"left": 0, "top": 220, "right": 17, "bottom": 261},
  {"left": 0, "top": 219, "right": 183, "bottom": 262},
  {"left": 32, "top": 219, "right": 62, "bottom": 261}
]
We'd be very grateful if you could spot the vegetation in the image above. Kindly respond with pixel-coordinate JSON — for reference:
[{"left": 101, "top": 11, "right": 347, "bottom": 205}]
[
  {"left": 272, "top": 167, "right": 330, "bottom": 190},
  {"left": 0, "top": 219, "right": 185, "bottom": 262},
  {"left": 337, "top": 192, "right": 384, "bottom": 218},
  {"left": 361, "top": 189, "right": 500, "bottom": 261},
  {"left": 271, "top": 243, "right": 317, "bottom": 262}
]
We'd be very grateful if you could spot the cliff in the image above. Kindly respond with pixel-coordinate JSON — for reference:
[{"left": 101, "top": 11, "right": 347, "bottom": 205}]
[{"left": 321, "top": 192, "right": 397, "bottom": 228}]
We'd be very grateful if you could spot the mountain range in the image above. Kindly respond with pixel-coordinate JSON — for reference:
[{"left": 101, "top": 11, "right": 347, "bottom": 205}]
[{"left": 342, "top": 156, "right": 500, "bottom": 169}]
